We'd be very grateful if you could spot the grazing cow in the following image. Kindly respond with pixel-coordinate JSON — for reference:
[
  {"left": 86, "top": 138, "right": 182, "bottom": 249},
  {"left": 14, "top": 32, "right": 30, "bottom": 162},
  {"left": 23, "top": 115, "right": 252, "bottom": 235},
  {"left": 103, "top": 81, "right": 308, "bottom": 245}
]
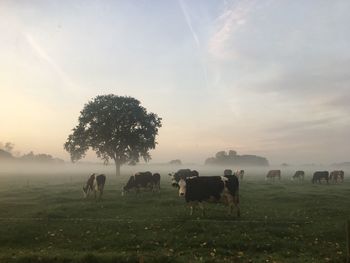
[
  {"left": 266, "top": 170, "right": 281, "bottom": 180},
  {"left": 83, "top": 173, "right": 106, "bottom": 199},
  {"left": 292, "top": 170, "right": 305, "bottom": 181},
  {"left": 235, "top": 170, "right": 245, "bottom": 180},
  {"left": 122, "top": 172, "right": 160, "bottom": 195},
  {"left": 177, "top": 175, "right": 240, "bottom": 217},
  {"left": 312, "top": 171, "right": 329, "bottom": 184},
  {"left": 169, "top": 169, "right": 199, "bottom": 187},
  {"left": 330, "top": 170, "right": 344, "bottom": 183}
]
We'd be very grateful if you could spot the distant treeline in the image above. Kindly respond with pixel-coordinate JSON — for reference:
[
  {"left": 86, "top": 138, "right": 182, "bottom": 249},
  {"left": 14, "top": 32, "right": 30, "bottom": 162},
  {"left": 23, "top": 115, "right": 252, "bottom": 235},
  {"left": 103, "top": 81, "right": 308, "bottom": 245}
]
[
  {"left": 205, "top": 150, "right": 269, "bottom": 167},
  {"left": 331, "top": 162, "right": 350, "bottom": 167},
  {"left": 0, "top": 142, "right": 64, "bottom": 164}
]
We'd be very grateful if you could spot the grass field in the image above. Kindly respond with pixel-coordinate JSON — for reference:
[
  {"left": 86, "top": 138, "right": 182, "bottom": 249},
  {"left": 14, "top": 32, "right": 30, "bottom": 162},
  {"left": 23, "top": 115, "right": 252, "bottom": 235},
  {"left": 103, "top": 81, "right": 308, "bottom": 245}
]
[{"left": 0, "top": 165, "right": 349, "bottom": 263}]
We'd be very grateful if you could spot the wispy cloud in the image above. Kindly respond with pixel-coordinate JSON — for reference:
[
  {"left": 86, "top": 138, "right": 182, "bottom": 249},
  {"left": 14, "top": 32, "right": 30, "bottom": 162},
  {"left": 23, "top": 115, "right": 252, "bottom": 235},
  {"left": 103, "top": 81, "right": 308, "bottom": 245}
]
[
  {"left": 25, "top": 33, "right": 79, "bottom": 91},
  {"left": 267, "top": 117, "right": 340, "bottom": 133},
  {"left": 209, "top": 0, "right": 257, "bottom": 59}
]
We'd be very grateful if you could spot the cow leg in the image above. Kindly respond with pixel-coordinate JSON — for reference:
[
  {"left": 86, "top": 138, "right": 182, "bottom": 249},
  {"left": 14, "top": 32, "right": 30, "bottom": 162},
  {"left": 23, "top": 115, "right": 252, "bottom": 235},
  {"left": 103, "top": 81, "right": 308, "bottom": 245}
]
[
  {"left": 228, "top": 200, "right": 233, "bottom": 215},
  {"left": 189, "top": 202, "right": 197, "bottom": 216},
  {"left": 99, "top": 188, "right": 103, "bottom": 200},
  {"left": 234, "top": 195, "right": 240, "bottom": 217},
  {"left": 198, "top": 202, "right": 205, "bottom": 216}
]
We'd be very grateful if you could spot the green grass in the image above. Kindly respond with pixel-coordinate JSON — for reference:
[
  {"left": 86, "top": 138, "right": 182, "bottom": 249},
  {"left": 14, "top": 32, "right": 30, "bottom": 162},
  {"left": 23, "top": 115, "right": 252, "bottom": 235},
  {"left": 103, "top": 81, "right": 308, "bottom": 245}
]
[{"left": 0, "top": 171, "right": 349, "bottom": 262}]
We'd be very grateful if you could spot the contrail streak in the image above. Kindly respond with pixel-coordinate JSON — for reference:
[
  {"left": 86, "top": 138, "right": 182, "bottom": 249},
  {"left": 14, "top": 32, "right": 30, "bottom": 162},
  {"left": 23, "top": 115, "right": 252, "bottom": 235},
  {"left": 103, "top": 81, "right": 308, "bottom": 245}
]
[
  {"left": 178, "top": 0, "right": 209, "bottom": 89},
  {"left": 178, "top": 0, "right": 200, "bottom": 48},
  {"left": 25, "top": 33, "right": 79, "bottom": 92}
]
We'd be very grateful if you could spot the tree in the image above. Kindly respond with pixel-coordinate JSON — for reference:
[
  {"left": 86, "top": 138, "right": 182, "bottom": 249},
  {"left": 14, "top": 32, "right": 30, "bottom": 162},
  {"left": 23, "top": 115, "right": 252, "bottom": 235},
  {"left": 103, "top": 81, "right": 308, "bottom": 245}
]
[
  {"left": 215, "top": 151, "right": 227, "bottom": 160},
  {"left": 228, "top": 150, "right": 237, "bottom": 157},
  {"left": 0, "top": 142, "right": 14, "bottom": 153},
  {"left": 64, "top": 94, "right": 162, "bottom": 176}
]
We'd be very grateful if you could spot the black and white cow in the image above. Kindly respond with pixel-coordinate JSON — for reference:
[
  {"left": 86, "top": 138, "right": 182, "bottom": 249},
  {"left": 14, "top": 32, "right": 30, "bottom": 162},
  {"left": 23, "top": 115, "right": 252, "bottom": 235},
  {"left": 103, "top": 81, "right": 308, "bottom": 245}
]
[
  {"left": 122, "top": 172, "right": 160, "bottom": 195},
  {"left": 83, "top": 173, "right": 106, "bottom": 199},
  {"left": 177, "top": 175, "right": 240, "bottom": 217},
  {"left": 292, "top": 170, "right": 305, "bottom": 181},
  {"left": 312, "top": 171, "right": 329, "bottom": 184},
  {"left": 169, "top": 169, "right": 199, "bottom": 187}
]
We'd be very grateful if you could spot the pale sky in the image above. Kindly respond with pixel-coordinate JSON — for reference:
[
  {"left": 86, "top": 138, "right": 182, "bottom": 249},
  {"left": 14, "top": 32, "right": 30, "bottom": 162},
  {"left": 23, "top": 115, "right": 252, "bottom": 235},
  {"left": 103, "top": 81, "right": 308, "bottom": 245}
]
[{"left": 1, "top": 0, "right": 350, "bottom": 165}]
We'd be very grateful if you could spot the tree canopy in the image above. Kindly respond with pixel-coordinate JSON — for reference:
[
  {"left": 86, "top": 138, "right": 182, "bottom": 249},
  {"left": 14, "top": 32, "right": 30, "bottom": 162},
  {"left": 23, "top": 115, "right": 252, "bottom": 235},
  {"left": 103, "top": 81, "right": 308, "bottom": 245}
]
[{"left": 64, "top": 94, "right": 162, "bottom": 176}]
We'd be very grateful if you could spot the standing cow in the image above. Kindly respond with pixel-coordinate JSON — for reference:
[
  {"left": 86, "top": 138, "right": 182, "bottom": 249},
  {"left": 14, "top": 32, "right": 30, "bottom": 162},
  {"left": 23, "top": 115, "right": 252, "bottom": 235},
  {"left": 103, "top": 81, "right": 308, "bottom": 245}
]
[
  {"left": 292, "top": 170, "right": 305, "bottom": 181},
  {"left": 266, "top": 170, "right": 281, "bottom": 180},
  {"left": 330, "top": 170, "right": 344, "bottom": 183},
  {"left": 83, "top": 173, "right": 106, "bottom": 199},
  {"left": 152, "top": 173, "right": 161, "bottom": 191},
  {"left": 176, "top": 175, "right": 240, "bottom": 217},
  {"left": 312, "top": 171, "right": 329, "bottom": 184}
]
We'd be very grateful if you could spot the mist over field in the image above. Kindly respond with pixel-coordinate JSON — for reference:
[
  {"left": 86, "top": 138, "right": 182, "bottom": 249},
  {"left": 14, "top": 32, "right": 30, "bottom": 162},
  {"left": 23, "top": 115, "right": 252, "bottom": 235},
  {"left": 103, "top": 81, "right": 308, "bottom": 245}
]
[{"left": 0, "top": 160, "right": 347, "bottom": 182}]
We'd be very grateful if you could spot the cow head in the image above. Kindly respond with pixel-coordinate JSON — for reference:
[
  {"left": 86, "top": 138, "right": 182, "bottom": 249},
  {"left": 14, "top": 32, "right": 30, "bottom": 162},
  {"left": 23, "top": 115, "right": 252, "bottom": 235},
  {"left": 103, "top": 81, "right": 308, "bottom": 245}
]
[
  {"left": 178, "top": 179, "right": 186, "bottom": 197},
  {"left": 224, "top": 169, "right": 233, "bottom": 176},
  {"left": 83, "top": 173, "right": 95, "bottom": 198},
  {"left": 122, "top": 176, "right": 135, "bottom": 196},
  {"left": 82, "top": 185, "right": 88, "bottom": 197}
]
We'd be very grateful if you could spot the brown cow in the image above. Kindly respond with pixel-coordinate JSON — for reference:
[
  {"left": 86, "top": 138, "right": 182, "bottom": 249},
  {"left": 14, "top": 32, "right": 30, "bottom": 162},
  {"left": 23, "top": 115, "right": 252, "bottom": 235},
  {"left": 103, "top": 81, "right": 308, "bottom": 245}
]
[
  {"left": 330, "top": 170, "right": 344, "bottom": 183},
  {"left": 266, "top": 170, "right": 281, "bottom": 180}
]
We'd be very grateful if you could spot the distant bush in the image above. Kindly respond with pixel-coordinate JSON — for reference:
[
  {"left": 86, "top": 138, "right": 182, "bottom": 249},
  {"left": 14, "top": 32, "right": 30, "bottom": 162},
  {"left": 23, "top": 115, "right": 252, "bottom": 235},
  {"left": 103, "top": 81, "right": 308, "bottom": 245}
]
[
  {"left": 19, "top": 151, "right": 64, "bottom": 164},
  {"left": 169, "top": 159, "right": 182, "bottom": 165},
  {"left": 205, "top": 150, "right": 269, "bottom": 167}
]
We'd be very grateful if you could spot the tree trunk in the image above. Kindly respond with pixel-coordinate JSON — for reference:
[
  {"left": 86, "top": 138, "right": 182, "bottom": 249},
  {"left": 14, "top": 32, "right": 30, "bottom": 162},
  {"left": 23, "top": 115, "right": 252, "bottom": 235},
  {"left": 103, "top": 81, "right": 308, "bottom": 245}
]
[{"left": 115, "top": 160, "right": 121, "bottom": 176}]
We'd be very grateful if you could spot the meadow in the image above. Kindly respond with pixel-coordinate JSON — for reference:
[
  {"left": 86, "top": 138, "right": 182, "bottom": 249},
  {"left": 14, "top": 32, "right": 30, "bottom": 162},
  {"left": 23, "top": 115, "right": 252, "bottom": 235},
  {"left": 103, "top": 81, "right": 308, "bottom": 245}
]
[{"left": 0, "top": 164, "right": 349, "bottom": 263}]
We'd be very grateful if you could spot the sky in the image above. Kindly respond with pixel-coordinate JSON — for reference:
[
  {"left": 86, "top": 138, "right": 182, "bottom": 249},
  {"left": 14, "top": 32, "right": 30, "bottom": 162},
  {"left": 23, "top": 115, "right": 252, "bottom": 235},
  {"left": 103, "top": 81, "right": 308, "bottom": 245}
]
[{"left": 0, "top": 0, "right": 350, "bottom": 165}]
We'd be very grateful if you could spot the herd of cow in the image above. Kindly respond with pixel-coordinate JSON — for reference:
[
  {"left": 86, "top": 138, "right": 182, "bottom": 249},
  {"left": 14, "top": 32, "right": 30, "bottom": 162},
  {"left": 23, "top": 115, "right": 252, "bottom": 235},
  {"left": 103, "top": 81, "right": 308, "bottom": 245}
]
[
  {"left": 82, "top": 168, "right": 345, "bottom": 216},
  {"left": 265, "top": 169, "right": 345, "bottom": 184}
]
